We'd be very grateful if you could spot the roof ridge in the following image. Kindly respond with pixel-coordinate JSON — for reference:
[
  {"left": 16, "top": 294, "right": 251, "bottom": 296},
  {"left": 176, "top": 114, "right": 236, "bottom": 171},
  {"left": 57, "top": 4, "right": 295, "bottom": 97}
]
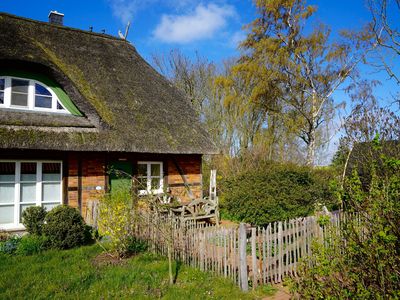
[{"left": 0, "top": 11, "right": 127, "bottom": 43}]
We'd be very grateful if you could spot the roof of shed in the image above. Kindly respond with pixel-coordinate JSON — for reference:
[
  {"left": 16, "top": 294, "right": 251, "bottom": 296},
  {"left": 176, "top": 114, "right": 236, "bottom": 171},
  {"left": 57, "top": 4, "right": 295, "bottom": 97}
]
[{"left": 0, "top": 13, "right": 218, "bottom": 154}]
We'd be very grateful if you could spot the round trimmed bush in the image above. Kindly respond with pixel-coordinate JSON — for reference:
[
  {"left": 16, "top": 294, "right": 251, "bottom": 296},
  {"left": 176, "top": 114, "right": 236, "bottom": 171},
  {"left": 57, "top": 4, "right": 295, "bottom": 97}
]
[
  {"left": 220, "top": 162, "right": 338, "bottom": 226},
  {"left": 43, "top": 205, "right": 88, "bottom": 249},
  {"left": 22, "top": 206, "right": 47, "bottom": 235}
]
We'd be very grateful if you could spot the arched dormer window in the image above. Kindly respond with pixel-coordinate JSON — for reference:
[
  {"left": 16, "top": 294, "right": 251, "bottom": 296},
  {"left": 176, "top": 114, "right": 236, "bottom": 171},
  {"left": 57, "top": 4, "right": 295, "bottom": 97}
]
[{"left": 0, "top": 75, "right": 81, "bottom": 115}]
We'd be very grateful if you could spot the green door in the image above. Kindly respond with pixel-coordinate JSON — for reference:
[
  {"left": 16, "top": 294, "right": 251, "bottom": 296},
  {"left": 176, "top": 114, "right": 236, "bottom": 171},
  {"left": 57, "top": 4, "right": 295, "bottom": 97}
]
[{"left": 109, "top": 161, "right": 133, "bottom": 194}]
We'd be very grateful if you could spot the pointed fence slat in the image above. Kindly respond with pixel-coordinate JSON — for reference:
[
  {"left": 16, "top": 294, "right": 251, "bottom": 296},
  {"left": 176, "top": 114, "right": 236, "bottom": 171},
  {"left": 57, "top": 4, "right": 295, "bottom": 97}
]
[{"left": 130, "top": 211, "right": 346, "bottom": 291}]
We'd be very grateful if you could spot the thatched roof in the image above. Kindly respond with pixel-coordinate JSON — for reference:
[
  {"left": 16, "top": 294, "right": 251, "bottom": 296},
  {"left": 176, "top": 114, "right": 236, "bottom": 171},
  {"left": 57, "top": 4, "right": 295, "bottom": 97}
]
[{"left": 0, "top": 13, "right": 218, "bottom": 154}]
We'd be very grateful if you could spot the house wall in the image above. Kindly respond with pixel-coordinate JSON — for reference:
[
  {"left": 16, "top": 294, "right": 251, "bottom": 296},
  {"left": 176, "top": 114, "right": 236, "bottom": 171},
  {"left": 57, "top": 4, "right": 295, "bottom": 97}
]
[
  {"left": 66, "top": 153, "right": 106, "bottom": 219},
  {"left": 167, "top": 155, "right": 203, "bottom": 201},
  {"left": 66, "top": 153, "right": 203, "bottom": 216},
  {"left": 0, "top": 150, "right": 203, "bottom": 225}
]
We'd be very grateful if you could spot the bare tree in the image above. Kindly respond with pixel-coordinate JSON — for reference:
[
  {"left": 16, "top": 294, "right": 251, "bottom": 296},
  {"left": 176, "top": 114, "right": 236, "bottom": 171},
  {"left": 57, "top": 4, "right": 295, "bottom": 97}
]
[{"left": 369, "top": 0, "right": 400, "bottom": 85}]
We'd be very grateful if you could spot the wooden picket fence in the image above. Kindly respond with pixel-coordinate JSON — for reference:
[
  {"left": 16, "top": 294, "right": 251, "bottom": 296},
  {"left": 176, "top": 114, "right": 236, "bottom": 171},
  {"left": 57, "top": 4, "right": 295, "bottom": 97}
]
[{"left": 131, "top": 211, "right": 343, "bottom": 291}]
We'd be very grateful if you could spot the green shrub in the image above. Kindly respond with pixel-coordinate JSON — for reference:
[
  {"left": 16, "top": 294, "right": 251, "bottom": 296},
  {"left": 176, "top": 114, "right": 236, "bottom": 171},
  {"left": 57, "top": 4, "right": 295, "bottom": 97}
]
[
  {"left": 22, "top": 206, "right": 47, "bottom": 235},
  {"left": 98, "top": 188, "right": 136, "bottom": 257},
  {"left": 43, "top": 205, "right": 89, "bottom": 249},
  {"left": 220, "top": 162, "right": 338, "bottom": 226},
  {"left": 0, "top": 235, "right": 21, "bottom": 255},
  {"left": 15, "top": 235, "right": 48, "bottom": 256},
  {"left": 126, "top": 237, "right": 148, "bottom": 255},
  {"left": 290, "top": 142, "right": 400, "bottom": 299}
]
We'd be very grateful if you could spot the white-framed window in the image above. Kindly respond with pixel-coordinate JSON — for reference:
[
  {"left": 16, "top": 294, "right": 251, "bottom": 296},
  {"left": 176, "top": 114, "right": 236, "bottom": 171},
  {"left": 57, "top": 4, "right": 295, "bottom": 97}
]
[
  {"left": 0, "top": 161, "right": 63, "bottom": 230},
  {"left": 0, "top": 76, "right": 70, "bottom": 114},
  {"left": 137, "top": 162, "right": 163, "bottom": 195}
]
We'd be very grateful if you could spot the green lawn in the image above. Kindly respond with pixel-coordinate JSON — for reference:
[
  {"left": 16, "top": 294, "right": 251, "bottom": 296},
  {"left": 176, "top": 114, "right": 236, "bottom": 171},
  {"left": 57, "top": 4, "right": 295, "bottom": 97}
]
[{"left": 0, "top": 245, "right": 275, "bottom": 299}]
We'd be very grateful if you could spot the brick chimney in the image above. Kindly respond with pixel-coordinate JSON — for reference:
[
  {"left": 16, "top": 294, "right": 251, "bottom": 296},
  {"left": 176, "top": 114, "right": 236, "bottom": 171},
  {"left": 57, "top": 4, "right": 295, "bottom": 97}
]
[{"left": 48, "top": 11, "right": 64, "bottom": 26}]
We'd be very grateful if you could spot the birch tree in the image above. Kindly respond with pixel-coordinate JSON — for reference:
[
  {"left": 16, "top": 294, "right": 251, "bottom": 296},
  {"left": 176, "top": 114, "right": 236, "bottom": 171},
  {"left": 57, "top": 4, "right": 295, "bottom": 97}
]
[{"left": 222, "top": 0, "right": 368, "bottom": 165}]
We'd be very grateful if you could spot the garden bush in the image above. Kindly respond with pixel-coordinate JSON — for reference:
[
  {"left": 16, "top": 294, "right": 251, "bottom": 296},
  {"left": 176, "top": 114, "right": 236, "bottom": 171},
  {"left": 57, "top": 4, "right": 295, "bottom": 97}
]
[
  {"left": 15, "top": 234, "right": 48, "bottom": 256},
  {"left": 126, "top": 237, "right": 148, "bottom": 255},
  {"left": 98, "top": 187, "right": 136, "bottom": 257},
  {"left": 22, "top": 206, "right": 47, "bottom": 235},
  {"left": 43, "top": 205, "right": 91, "bottom": 249},
  {"left": 290, "top": 140, "right": 400, "bottom": 299},
  {"left": 220, "top": 161, "right": 338, "bottom": 226},
  {"left": 0, "top": 235, "right": 21, "bottom": 255}
]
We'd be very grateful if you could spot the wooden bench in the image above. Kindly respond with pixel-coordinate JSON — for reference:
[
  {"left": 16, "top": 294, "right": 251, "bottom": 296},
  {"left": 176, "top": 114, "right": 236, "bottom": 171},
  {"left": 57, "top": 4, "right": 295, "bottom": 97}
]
[{"left": 169, "top": 197, "right": 219, "bottom": 223}]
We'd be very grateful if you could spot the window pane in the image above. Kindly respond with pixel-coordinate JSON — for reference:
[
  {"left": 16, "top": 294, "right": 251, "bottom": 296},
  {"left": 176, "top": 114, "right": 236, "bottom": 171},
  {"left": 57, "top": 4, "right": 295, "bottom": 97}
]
[
  {"left": 0, "top": 184, "right": 14, "bottom": 203},
  {"left": 42, "top": 163, "right": 61, "bottom": 181},
  {"left": 0, "top": 91, "right": 3, "bottom": 104},
  {"left": 43, "top": 203, "right": 58, "bottom": 211},
  {"left": 151, "top": 164, "right": 161, "bottom": 176},
  {"left": 35, "top": 95, "right": 52, "bottom": 108},
  {"left": 21, "top": 174, "right": 36, "bottom": 182},
  {"left": 0, "top": 205, "right": 14, "bottom": 224},
  {"left": 11, "top": 92, "right": 28, "bottom": 106},
  {"left": 35, "top": 83, "right": 51, "bottom": 96},
  {"left": 151, "top": 178, "right": 161, "bottom": 190},
  {"left": 57, "top": 101, "right": 65, "bottom": 110},
  {"left": 137, "top": 177, "right": 148, "bottom": 190},
  {"left": 12, "top": 79, "right": 29, "bottom": 93},
  {"left": 137, "top": 164, "right": 147, "bottom": 176},
  {"left": 0, "top": 162, "right": 15, "bottom": 182},
  {"left": 43, "top": 163, "right": 61, "bottom": 172},
  {"left": 21, "top": 183, "right": 36, "bottom": 203},
  {"left": 42, "top": 183, "right": 61, "bottom": 202},
  {"left": 0, "top": 78, "right": 4, "bottom": 90},
  {"left": 21, "top": 163, "right": 36, "bottom": 182},
  {"left": 43, "top": 173, "right": 61, "bottom": 181}
]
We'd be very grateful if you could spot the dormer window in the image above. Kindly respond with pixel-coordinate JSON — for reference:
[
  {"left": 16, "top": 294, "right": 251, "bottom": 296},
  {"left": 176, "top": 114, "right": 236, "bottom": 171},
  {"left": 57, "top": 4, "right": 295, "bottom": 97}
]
[{"left": 0, "top": 76, "right": 71, "bottom": 114}]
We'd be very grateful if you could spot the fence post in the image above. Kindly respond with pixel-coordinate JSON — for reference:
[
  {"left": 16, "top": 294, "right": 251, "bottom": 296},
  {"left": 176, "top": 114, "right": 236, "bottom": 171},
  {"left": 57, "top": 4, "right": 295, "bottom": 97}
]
[
  {"left": 251, "top": 227, "right": 257, "bottom": 289},
  {"left": 239, "top": 223, "right": 249, "bottom": 292}
]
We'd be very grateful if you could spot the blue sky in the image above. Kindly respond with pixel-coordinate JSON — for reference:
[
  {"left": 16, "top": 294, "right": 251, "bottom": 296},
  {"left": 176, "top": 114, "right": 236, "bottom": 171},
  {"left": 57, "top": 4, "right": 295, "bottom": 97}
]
[
  {"left": 0, "top": 0, "right": 373, "bottom": 62},
  {"left": 0, "top": 0, "right": 399, "bottom": 163}
]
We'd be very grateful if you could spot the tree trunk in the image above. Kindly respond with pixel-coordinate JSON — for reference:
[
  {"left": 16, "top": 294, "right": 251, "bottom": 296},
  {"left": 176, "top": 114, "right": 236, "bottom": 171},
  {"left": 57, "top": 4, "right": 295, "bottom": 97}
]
[
  {"left": 306, "top": 93, "right": 317, "bottom": 167},
  {"left": 306, "top": 128, "right": 316, "bottom": 166}
]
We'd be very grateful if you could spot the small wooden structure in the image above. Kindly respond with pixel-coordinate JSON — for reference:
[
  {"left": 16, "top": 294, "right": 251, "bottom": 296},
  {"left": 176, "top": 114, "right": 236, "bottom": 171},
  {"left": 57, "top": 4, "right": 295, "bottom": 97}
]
[
  {"left": 168, "top": 169, "right": 219, "bottom": 224},
  {"left": 86, "top": 170, "right": 220, "bottom": 228},
  {"left": 170, "top": 197, "right": 219, "bottom": 223}
]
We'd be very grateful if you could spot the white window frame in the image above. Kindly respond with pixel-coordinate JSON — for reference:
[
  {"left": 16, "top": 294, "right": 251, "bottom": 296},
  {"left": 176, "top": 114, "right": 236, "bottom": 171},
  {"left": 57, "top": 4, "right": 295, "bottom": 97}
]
[
  {"left": 137, "top": 161, "right": 164, "bottom": 196},
  {"left": 0, "top": 76, "right": 70, "bottom": 114},
  {"left": 0, "top": 160, "right": 63, "bottom": 230}
]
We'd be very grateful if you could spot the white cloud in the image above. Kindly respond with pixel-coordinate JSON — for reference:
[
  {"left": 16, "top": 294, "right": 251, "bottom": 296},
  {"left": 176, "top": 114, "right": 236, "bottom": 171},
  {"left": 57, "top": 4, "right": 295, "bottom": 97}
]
[
  {"left": 107, "top": 0, "right": 158, "bottom": 24},
  {"left": 153, "top": 3, "right": 237, "bottom": 44},
  {"left": 108, "top": 0, "right": 198, "bottom": 24}
]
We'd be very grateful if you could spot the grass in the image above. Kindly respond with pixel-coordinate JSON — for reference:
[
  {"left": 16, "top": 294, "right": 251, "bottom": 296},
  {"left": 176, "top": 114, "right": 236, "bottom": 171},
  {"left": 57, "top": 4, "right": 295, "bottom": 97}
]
[{"left": 0, "top": 244, "right": 276, "bottom": 299}]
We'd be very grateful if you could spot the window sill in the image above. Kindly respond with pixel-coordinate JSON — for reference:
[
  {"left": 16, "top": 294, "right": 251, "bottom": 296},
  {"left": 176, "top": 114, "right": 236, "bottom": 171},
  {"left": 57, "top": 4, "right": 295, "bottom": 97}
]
[{"left": 0, "top": 224, "right": 26, "bottom": 232}]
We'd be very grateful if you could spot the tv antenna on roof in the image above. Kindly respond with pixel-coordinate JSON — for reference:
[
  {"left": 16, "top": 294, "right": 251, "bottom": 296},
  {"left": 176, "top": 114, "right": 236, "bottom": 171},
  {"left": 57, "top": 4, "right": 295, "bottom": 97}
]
[{"left": 118, "top": 21, "right": 131, "bottom": 40}]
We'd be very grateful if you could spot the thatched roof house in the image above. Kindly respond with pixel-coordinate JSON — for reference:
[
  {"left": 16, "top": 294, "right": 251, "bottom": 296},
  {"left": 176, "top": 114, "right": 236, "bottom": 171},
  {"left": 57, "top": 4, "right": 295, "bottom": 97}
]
[{"left": 0, "top": 12, "right": 217, "bottom": 230}]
